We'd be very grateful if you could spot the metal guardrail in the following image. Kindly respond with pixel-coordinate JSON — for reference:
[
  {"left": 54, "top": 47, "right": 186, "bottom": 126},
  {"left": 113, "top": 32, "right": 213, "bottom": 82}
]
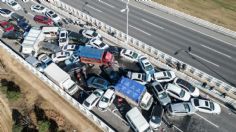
[
  {"left": 138, "top": 0, "right": 236, "bottom": 39},
  {"left": 41, "top": 0, "right": 236, "bottom": 109},
  {"left": 0, "top": 41, "right": 115, "bottom": 132}
]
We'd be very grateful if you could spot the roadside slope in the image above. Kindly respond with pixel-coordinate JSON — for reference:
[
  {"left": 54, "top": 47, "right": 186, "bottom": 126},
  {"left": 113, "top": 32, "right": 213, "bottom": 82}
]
[{"left": 0, "top": 47, "right": 101, "bottom": 132}]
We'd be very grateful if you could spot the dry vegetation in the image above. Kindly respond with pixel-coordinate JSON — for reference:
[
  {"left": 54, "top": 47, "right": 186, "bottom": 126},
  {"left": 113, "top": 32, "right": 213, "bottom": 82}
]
[{"left": 153, "top": 0, "right": 236, "bottom": 31}]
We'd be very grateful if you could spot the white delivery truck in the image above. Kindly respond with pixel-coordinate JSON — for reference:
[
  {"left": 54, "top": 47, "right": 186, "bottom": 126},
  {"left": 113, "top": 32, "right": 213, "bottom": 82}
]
[{"left": 44, "top": 63, "right": 79, "bottom": 95}]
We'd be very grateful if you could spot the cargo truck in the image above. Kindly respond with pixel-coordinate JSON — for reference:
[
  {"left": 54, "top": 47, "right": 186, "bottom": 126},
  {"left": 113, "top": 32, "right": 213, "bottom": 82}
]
[
  {"left": 74, "top": 46, "right": 114, "bottom": 66},
  {"left": 43, "top": 63, "right": 79, "bottom": 95},
  {"left": 112, "top": 77, "right": 153, "bottom": 110}
]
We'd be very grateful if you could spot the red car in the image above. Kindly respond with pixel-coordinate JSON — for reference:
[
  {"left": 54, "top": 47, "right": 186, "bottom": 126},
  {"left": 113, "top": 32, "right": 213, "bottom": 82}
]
[
  {"left": 0, "top": 21, "right": 15, "bottom": 32},
  {"left": 33, "top": 15, "right": 53, "bottom": 25}
]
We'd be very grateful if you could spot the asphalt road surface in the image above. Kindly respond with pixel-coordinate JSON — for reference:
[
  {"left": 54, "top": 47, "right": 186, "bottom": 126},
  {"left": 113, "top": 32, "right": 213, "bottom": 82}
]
[{"left": 61, "top": 0, "right": 236, "bottom": 88}]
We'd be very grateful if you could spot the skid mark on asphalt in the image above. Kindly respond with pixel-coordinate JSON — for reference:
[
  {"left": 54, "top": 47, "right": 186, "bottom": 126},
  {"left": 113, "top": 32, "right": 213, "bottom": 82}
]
[
  {"left": 189, "top": 52, "right": 220, "bottom": 67},
  {"left": 129, "top": 25, "right": 151, "bottom": 36}
]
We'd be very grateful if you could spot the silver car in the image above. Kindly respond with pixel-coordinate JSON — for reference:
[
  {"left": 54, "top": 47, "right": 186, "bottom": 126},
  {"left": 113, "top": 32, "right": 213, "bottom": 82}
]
[
  {"left": 167, "top": 102, "right": 196, "bottom": 116},
  {"left": 150, "top": 81, "right": 171, "bottom": 106}
]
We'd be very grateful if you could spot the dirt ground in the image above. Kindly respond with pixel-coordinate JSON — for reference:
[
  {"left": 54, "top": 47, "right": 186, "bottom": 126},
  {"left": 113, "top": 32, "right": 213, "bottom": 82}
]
[
  {"left": 153, "top": 0, "right": 236, "bottom": 31},
  {"left": 0, "top": 47, "right": 101, "bottom": 132}
]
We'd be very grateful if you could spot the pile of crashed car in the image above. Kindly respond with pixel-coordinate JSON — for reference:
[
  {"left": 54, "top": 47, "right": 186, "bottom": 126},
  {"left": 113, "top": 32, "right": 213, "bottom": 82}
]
[{"left": 0, "top": 2, "right": 221, "bottom": 132}]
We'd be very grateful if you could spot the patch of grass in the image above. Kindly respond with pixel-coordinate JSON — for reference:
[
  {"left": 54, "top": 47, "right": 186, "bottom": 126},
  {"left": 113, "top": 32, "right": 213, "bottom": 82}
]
[
  {"left": 38, "top": 121, "right": 50, "bottom": 132},
  {"left": 153, "top": 0, "right": 236, "bottom": 31},
  {"left": 0, "top": 79, "right": 21, "bottom": 101},
  {"left": 6, "top": 90, "right": 21, "bottom": 101},
  {"left": 12, "top": 123, "right": 23, "bottom": 132}
]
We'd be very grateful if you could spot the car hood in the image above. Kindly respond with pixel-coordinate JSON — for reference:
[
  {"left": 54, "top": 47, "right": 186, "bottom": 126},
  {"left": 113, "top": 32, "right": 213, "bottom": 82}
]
[
  {"left": 98, "top": 101, "right": 109, "bottom": 109},
  {"left": 213, "top": 102, "right": 221, "bottom": 114}
]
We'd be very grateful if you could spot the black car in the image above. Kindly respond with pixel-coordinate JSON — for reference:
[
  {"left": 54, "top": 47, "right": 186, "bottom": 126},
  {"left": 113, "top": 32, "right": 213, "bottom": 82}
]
[
  {"left": 17, "top": 20, "right": 31, "bottom": 32},
  {"left": 10, "top": 13, "right": 26, "bottom": 22},
  {"left": 68, "top": 31, "right": 89, "bottom": 44},
  {"left": 2, "top": 31, "right": 23, "bottom": 40},
  {"left": 39, "top": 43, "right": 61, "bottom": 54},
  {"left": 100, "top": 66, "right": 120, "bottom": 83},
  {"left": 149, "top": 104, "right": 164, "bottom": 130},
  {"left": 105, "top": 46, "right": 122, "bottom": 57},
  {"left": 0, "top": 8, "right": 12, "bottom": 16}
]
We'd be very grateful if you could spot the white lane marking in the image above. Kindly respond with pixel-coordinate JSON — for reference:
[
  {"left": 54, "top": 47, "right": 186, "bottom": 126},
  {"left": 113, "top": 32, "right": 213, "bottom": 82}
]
[
  {"left": 28, "top": 13, "right": 34, "bottom": 17},
  {"left": 173, "top": 125, "right": 184, "bottom": 132},
  {"left": 195, "top": 113, "right": 219, "bottom": 128},
  {"left": 201, "top": 44, "right": 232, "bottom": 58},
  {"left": 142, "top": 19, "right": 165, "bottom": 29},
  {"left": 131, "top": 4, "right": 236, "bottom": 48},
  {"left": 129, "top": 25, "right": 151, "bottom": 36},
  {"left": 100, "top": 0, "right": 115, "bottom": 8},
  {"left": 87, "top": 5, "right": 103, "bottom": 13},
  {"left": 189, "top": 52, "right": 220, "bottom": 67}
]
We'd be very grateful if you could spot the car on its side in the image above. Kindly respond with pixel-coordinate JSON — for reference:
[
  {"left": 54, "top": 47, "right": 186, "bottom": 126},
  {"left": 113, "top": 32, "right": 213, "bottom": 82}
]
[
  {"left": 33, "top": 15, "right": 53, "bottom": 25},
  {"left": 81, "top": 29, "right": 101, "bottom": 39},
  {"left": 87, "top": 76, "right": 110, "bottom": 90},
  {"left": 165, "top": 83, "right": 191, "bottom": 101},
  {"left": 2, "top": 30, "right": 23, "bottom": 40},
  {"left": 120, "top": 49, "right": 141, "bottom": 62},
  {"left": 98, "top": 89, "right": 116, "bottom": 111},
  {"left": 152, "top": 71, "right": 176, "bottom": 83},
  {"left": 6, "top": 0, "right": 22, "bottom": 11},
  {"left": 174, "top": 78, "right": 199, "bottom": 97},
  {"left": 45, "top": 10, "right": 61, "bottom": 22},
  {"left": 51, "top": 51, "right": 71, "bottom": 63},
  {"left": 58, "top": 29, "right": 69, "bottom": 47},
  {"left": 86, "top": 38, "right": 109, "bottom": 49},
  {"left": 127, "top": 71, "right": 151, "bottom": 85},
  {"left": 82, "top": 89, "right": 104, "bottom": 110},
  {"left": 138, "top": 56, "right": 155, "bottom": 75},
  {"left": 149, "top": 104, "right": 164, "bottom": 130},
  {"left": 0, "top": 8, "right": 13, "bottom": 18},
  {"left": 0, "top": 21, "right": 14, "bottom": 32},
  {"left": 30, "top": 4, "right": 47, "bottom": 14},
  {"left": 149, "top": 81, "right": 171, "bottom": 106},
  {"left": 190, "top": 98, "right": 221, "bottom": 114},
  {"left": 167, "top": 102, "right": 196, "bottom": 116}
]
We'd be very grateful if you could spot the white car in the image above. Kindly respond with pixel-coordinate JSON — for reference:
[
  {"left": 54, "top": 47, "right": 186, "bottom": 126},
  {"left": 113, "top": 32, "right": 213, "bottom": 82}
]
[
  {"left": 152, "top": 71, "right": 176, "bottom": 83},
  {"left": 167, "top": 102, "right": 196, "bottom": 116},
  {"left": 138, "top": 56, "right": 155, "bottom": 75},
  {"left": 127, "top": 71, "right": 151, "bottom": 85},
  {"left": 51, "top": 51, "right": 71, "bottom": 63},
  {"left": 82, "top": 89, "right": 104, "bottom": 110},
  {"left": 30, "top": 4, "right": 47, "bottom": 14},
  {"left": 165, "top": 83, "right": 191, "bottom": 101},
  {"left": 174, "top": 78, "right": 199, "bottom": 97},
  {"left": 0, "top": 8, "right": 13, "bottom": 17},
  {"left": 191, "top": 98, "right": 221, "bottom": 114},
  {"left": 45, "top": 10, "right": 61, "bottom": 22},
  {"left": 62, "top": 44, "right": 77, "bottom": 54},
  {"left": 98, "top": 89, "right": 116, "bottom": 111},
  {"left": 6, "top": 0, "right": 22, "bottom": 11},
  {"left": 82, "top": 29, "right": 101, "bottom": 39},
  {"left": 120, "top": 49, "right": 141, "bottom": 62},
  {"left": 58, "top": 29, "right": 69, "bottom": 47},
  {"left": 86, "top": 38, "right": 109, "bottom": 49}
]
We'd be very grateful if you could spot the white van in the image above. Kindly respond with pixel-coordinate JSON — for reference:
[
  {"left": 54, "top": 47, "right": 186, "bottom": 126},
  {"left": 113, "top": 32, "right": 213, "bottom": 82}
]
[{"left": 126, "top": 107, "right": 152, "bottom": 132}]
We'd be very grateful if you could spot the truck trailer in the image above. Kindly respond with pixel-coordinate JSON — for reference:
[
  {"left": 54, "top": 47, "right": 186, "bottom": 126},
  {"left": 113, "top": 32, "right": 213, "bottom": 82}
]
[
  {"left": 113, "top": 77, "right": 153, "bottom": 110},
  {"left": 43, "top": 63, "right": 79, "bottom": 95}
]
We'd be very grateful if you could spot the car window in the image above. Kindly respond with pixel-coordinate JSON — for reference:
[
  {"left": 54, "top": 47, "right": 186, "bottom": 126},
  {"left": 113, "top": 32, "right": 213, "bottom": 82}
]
[
  {"left": 101, "top": 97, "right": 109, "bottom": 102},
  {"left": 184, "top": 104, "right": 190, "bottom": 112},
  {"left": 199, "top": 107, "right": 211, "bottom": 111},
  {"left": 94, "top": 91, "right": 102, "bottom": 97},
  {"left": 179, "top": 90, "right": 185, "bottom": 98},
  {"left": 209, "top": 102, "right": 214, "bottom": 110}
]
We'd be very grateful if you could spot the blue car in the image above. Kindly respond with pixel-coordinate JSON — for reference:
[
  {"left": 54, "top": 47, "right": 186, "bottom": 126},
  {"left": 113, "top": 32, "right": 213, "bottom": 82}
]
[
  {"left": 138, "top": 56, "right": 155, "bottom": 75},
  {"left": 17, "top": 20, "right": 31, "bottom": 32},
  {"left": 87, "top": 76, "right": 110, "bottom": 90}
]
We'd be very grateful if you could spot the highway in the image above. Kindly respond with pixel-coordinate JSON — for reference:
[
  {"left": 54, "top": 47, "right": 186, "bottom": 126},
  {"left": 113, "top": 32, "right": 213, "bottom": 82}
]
[{"left": 61, "top": 0, "right": 236, "bottom": 87}]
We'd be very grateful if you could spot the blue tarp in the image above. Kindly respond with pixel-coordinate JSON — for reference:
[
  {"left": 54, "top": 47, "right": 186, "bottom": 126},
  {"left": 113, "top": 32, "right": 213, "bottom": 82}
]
[
  {"left": 74, "top": 46, "right": 104, "bottom": 60},
  {"left": 115, "top": 77, "right": 145, "bottom": 103}
]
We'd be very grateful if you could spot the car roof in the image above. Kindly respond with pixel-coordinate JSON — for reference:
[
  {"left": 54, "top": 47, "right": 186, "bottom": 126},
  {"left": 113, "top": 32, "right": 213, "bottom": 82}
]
[
  {"left": 195, "top": 99, "right": 211, "bottom": 108},
  {"left": 166, "top": 84, "right": 181, "bottom": 94},
  {"left": 85, "top": 93, "right": 99, "bottom": 104},
  {"left": 170, "top": 102, "right": 190, "bottom": 112},
  {"left": 85, "top": 29, "right": 94, "bottom": 35},
  {"left": 103, "top": 89, "right": 114, "bottom": 98}
]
